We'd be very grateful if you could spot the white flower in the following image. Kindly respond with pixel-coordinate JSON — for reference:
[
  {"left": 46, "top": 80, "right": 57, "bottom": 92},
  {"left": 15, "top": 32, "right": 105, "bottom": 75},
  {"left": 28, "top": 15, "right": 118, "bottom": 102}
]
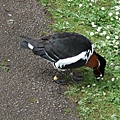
[
  {"left": 101, "top": 7, "right": 105, "bottom": 10},
  {"left": 90, "top": 32, "right": 94, "bottom": 36},
  {"left": 92, "top": 84, "right": 96, "bottom": 86},
  {"left": 110, "top": 18, "right": 114, "bottom": 21},
  {"left": 115, "top": 36, "right": 119, "bottom": 39},
  {"left": 89, "top": 3, "right": 93, "bottom": 6},
  {"left": 62, "top": 26, "right": 66, "bottom": 29},
  {"left": 102, "top": 42, "right": 106, "bottom": 47},
  {"left": 109, "top": 13, "right": 113, "bottom": 16},
  {"left": 87, "top": 85, "right": 90, "bottom": 88},
  {"left": 92, "top": 24, "right": 97, "bottom": 27},
  {"left": 115, "top": 66, "right": 119, "bottom": 70},
  {"left": 115, "top": 16, "right": 119, "bottom": 19},
  {"left": 107, "top": 25, "right": 111, "bottom": 29},
  {"left": 112, "top": 40, "right": 116, "bottom": 44},
  {"left": 100, "top": 33, "right": 103, "bottom": 36},
  {"left": 66, "top": 21, "right": 69, "bottom": 24},
  {"left": 111, "top": 114, "right": 118, "bottom": 120},
  {"left": 91, "top": 22, "right": 96, "bottom": 27},
  {"left": 97, "top": 29, "right": 100, "bottom": 32},
  {"left": 95, "top": 32, "right": 98, "bottom": 34},
  {"left": 82, "top": 86, "right": 84, "bottom": 89},
  {"left": 79, "top": 4, "right": 82, "bottom": 8},
  {"left": 114, "top": 45, "right": 118, "bottom": 48},
  {"left": 103, "top": 92, "right": 106, "bottom": 96},
  {"left": 91, "top": 0, "right": 94, "bottom": 2},
  {"left": 115, "top": 6, "right": 120, "bottom": 10},
  {"left": 116, "top": 11, "right": 119, "bottom": 15},
  {"left": 116, "top": 41, "right": 119, "bottom": 45},
  {"left": 98, "top": 26, "right": 102, "bottom": 29},
  {"left": 91, "top": 22, "right": 95, "bottom": 25},
  {"left": 111, "top": 78, "right": 115, "bottom": 81},
  {"left": 102, "top": 31, "right": 107, "bottom": 35},
  {"left": 110, "top": 63, "right": 114, "bottom": 66},
  {"left": 97, "top": 27, "right": 102, "bottom": 32},
  {"left": 106, "top": 36, "right": 110, "bottom": 39}
]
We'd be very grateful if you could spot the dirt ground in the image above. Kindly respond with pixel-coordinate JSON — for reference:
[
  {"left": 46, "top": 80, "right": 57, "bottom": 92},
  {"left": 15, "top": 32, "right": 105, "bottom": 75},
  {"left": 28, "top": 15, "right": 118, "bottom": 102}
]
[{"left": 0, "top": 0, "right": 79, "bottom": 119}]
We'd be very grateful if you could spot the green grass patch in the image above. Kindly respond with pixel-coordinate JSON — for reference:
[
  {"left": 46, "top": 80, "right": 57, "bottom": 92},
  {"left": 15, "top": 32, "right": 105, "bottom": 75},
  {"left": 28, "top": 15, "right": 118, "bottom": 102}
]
[
  {"left": 0, "top": 57, "right": 10, "bottom": 72},
  {"left": 39, "top": 0, "right": 120, "bottom": 119}
]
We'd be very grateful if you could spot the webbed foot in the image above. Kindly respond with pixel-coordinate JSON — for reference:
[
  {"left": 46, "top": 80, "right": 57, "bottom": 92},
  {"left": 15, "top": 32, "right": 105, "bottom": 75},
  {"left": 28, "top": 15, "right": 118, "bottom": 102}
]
[
  {"left": 53, "top": 79, "right": 68, "bottom": 85},
  {"left": 70, "top": 72, "right": 84, "bottom": 83}
]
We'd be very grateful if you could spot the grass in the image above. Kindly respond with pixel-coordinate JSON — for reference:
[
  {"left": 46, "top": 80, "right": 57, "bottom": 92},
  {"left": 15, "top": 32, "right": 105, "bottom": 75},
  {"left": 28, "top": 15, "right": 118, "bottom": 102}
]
[
  {"left": 0, "top": 57, "right": 10, "bottom": 72},
  {"left": 39, "top": 0, "right": 120, "bottom": 119}
]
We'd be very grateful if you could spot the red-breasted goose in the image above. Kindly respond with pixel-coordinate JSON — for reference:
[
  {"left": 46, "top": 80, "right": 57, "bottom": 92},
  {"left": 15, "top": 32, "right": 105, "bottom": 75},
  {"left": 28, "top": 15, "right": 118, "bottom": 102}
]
[{"left": 20, "top": 32, "right": 106, "bottom": 83}]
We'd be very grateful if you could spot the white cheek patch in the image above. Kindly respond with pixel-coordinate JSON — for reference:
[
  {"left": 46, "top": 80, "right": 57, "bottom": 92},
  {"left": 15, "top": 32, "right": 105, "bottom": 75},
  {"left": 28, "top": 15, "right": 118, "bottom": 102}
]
[{"left": 28, "top": 43, "right": 34, "bottom": 49}]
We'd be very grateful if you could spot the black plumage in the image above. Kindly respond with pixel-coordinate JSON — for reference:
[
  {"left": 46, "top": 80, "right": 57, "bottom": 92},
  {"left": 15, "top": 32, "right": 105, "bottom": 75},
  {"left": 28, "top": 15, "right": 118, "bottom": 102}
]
[{"left": 20, "top": 32, "right": 106, "bottom": 80}]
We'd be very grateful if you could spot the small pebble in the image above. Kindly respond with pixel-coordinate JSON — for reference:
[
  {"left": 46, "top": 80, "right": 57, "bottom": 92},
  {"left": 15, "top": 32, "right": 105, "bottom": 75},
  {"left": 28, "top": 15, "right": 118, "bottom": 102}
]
[
  {"left": 8, "top": 59, "right": 10, "bottom": 62},
  {"left": 7, "top": 19, "right": 14, "bottom": 25},
  {"left": 8, "top": 14, "right": 12, "bottom": 17},
  {"left": 36, "top": 99, "right": 39, "bottom": 103}
]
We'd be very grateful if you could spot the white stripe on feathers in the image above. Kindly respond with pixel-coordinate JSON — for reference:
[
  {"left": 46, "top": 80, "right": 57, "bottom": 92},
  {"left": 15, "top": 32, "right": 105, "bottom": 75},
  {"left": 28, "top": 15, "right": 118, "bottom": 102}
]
[
  {"left": 28, "top": 43, "right": 34, "bottom": 49},
  {"left": 55, "top": 44, "right": 94, "bottom": 68}
]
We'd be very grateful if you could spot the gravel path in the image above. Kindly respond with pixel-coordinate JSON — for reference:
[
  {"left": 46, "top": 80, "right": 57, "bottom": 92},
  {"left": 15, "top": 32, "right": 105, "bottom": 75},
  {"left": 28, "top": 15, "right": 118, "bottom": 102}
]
[{"left": 0, "top": 0, "right": 79, "bottom": 119}]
